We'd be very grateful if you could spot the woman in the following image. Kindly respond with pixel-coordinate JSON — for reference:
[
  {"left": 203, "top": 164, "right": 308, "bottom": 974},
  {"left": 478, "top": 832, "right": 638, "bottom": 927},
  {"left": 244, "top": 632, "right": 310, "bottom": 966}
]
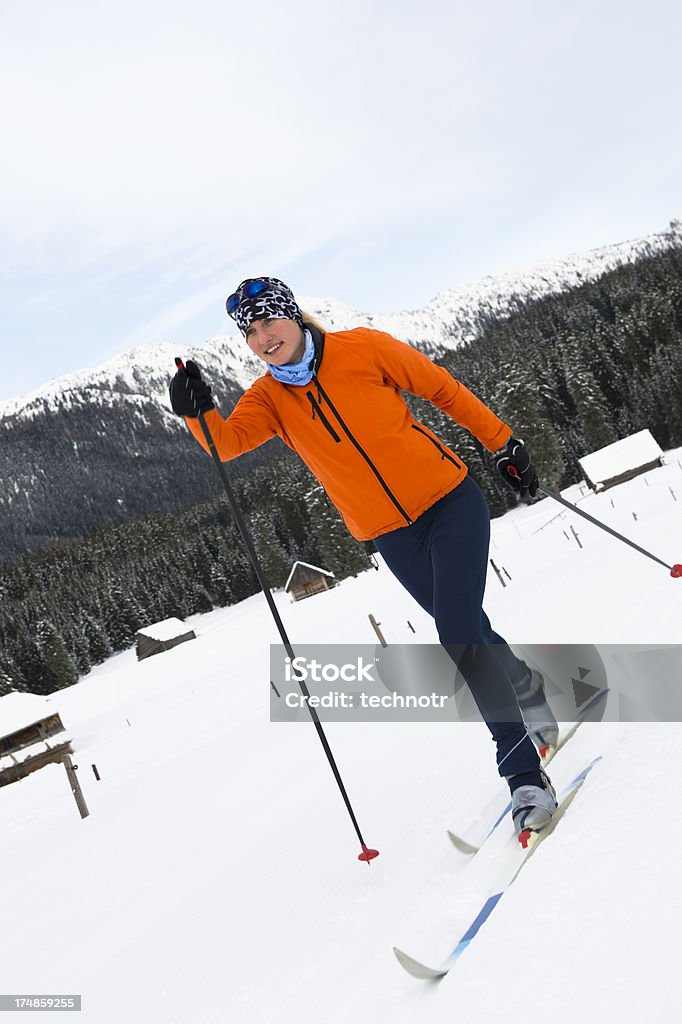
[{"left": 169, "top": 276, "right": 559, "bottom": 836}]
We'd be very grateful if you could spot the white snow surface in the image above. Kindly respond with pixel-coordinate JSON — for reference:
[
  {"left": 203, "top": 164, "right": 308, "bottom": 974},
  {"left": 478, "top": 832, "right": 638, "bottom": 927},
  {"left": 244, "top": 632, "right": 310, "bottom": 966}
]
[
  {"left": 0, "top": 691, "right": 56, "bottom": 735},
  {"left": 579, "top": 428, "right": 664, "bottom": 485},
  {"left": 2, "top": 452, "right": 682, "bottom": 1022}
]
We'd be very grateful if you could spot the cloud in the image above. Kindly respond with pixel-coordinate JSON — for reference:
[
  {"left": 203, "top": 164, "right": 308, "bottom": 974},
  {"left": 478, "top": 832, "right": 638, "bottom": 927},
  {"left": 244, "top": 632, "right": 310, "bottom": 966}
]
[
  {"left": 1, "top": 0, "right": 682, "bottom": 398},
  {"left": 0, "top": 1, "right": 512, "bottom": 261}
]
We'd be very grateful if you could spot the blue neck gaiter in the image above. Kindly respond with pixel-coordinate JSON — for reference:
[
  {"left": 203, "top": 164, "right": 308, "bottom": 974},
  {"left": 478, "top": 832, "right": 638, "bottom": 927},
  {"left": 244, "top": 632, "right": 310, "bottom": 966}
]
[{"left": 268, "top": 328, "right": 316, "bottom": 386}]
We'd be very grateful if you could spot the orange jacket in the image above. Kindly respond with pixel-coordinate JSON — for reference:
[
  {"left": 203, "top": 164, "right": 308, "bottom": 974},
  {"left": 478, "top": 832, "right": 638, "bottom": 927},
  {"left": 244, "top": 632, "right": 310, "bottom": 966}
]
[{"left": 186, "top": 327, "right": 512, "bottom": 540}]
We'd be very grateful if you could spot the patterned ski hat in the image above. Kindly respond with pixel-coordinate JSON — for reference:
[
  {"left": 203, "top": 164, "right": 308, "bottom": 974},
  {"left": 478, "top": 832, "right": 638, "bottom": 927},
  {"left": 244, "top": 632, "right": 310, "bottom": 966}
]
[{"left": 226, "top": 277, "right": 303, "bottom": 336}]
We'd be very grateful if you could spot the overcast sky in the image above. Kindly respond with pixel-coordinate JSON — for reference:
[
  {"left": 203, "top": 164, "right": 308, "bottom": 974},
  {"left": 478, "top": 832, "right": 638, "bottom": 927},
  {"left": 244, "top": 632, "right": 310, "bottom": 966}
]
[{"left": 1, "top": 0, "right": 680, "bottom": 401}]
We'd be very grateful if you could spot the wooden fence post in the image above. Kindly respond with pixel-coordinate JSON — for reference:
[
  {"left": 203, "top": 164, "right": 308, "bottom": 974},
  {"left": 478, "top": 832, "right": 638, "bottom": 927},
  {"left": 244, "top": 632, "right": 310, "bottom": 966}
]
[
  {"left": 368, "top": 613, "right": 388, "bottom": 648},
  {"left": 490, "top": 559, "right": 507, "bottom": 588},
  {"left": 62, "top": 754, "right": 89, "bottom": 819}
]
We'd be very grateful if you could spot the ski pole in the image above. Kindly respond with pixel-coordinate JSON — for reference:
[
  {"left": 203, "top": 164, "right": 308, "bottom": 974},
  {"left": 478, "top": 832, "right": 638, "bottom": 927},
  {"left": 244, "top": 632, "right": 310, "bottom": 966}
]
[
  {"left": 174, "top": 358, "right": 379, "bottom": 862},
  {"left": 507, "top": 467, "right": 682, "bottom": 577}
]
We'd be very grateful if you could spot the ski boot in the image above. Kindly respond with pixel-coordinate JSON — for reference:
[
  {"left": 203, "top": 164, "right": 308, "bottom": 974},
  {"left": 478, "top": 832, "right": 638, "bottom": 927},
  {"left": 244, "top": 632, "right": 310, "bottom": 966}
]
[
  {"left": 513, "top": 668, "right": 559, "bottom": 761},
  {"left": 509, "top": 767, "right": 557, "bottom": 848}
]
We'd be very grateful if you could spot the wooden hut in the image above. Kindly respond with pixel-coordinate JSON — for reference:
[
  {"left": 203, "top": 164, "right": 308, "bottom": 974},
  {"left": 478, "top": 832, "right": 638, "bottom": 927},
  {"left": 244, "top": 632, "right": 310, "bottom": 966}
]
[
  {"left": 135, "top": 617, "right": 196, "bottom": 662},
  {"left": 579, "top": 429, "right": 664, "bottom": 492},
  {"left": 0, "top": 692, "right": 72, "bottom": 788},
  {"left": 284, "top": 561, "right": 336, "bottom": 602}
]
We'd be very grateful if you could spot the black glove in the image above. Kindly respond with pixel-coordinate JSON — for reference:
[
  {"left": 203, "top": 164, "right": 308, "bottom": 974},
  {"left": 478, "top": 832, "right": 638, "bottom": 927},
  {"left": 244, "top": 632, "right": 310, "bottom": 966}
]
[
  {"left": 494, "top": 436, "right": 538, "bottom": 498},
  {"left": 169, "top": 360, "right": 215, "bottom": 418}
]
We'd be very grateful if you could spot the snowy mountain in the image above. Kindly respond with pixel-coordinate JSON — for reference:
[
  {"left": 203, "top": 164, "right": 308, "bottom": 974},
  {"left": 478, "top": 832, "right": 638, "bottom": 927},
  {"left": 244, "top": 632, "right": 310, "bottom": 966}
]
[
  {"left": 303, "top": 218, "right": 682, "bottom": 352},
  {"left": 0, "top": 218, "right": 680, "bottom": 561},
  {"left": 2, "top": 450, "right": 681, "bottom": 1022},
  {"left": 2, "top": 219, "right": 680, "bottom": 425}
]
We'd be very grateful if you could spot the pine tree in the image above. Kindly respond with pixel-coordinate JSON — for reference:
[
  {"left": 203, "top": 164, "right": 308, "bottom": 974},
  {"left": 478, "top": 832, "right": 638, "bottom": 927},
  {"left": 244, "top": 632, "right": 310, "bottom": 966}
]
[
  {"left": 34, "top": 619, "right": 78, "bottom": 694},
  {"left": 492, "top": 361, "right": 565, "bottom": 492},
  {"left": 561, "top": 333, "right": 618, "bottom": 453}
]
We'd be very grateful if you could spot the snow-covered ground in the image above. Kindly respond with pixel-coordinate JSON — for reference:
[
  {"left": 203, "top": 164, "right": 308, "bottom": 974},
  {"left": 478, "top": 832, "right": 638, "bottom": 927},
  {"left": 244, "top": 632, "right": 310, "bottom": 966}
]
[{"left": 2, "top": 452, "right": 682, "bottom": 1023}]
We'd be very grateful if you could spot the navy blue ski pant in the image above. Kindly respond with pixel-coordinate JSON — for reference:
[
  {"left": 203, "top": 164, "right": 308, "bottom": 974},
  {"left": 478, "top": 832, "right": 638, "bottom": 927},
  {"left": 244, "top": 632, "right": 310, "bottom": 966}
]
[{"left": 374, "top": 475, "right": 540, "bottom": 780}]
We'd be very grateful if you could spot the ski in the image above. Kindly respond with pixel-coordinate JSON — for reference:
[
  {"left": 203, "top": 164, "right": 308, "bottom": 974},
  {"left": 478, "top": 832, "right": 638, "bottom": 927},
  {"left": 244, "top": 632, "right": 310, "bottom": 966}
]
[
  {"left": 447, "top": 687, "right": 608, "bottom": 856},
  {"left": 394, "top": 756, "right": 603, "bottom": 980}
]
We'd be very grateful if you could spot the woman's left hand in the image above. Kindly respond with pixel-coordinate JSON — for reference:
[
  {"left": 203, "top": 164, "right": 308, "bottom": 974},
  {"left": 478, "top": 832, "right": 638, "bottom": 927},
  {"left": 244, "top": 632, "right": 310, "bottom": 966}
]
[{"left": 494, "top": 436, "right": 539, "bottom": 497}]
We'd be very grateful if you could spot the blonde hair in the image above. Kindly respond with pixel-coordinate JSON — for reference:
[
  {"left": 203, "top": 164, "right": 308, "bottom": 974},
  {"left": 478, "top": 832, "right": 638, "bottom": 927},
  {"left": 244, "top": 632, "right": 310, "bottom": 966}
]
[{"left": 300, "top": 309, "right": 328, "bottom": 333}]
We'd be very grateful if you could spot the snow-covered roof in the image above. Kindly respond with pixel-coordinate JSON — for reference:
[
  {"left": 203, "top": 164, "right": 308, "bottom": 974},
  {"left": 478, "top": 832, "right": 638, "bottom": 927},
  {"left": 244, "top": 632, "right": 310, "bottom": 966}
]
[
  {"left": 136, "top": 617, "right": 193, "bottom": 642},
  {"left": 579, "top": 430, "right": 663, "bottom": 485},
  {"left": 0, "top": 692, "right": 55, "bottom": 735},
  {"left": 284, "top": 561, "right": 335, "bottom": 592}
]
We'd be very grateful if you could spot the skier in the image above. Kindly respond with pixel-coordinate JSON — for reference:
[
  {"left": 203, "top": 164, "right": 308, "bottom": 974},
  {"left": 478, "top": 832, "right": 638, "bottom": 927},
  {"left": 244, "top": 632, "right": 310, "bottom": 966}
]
[{"left": 169, "top": 276, "right": 559, "bottom": 835}]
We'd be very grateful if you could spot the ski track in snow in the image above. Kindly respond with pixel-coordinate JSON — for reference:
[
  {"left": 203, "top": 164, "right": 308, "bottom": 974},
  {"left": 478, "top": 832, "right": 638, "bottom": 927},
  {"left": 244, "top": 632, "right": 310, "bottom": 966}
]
[{"left": 1, "top": 452, "right": 682, "bottom": 1022}]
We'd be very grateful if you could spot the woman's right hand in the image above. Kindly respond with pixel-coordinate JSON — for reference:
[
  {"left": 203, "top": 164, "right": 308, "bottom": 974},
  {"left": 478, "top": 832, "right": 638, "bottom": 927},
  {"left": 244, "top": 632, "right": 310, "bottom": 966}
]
[{"left": 169, "top": 360, "right": 215, "bottom": 418}]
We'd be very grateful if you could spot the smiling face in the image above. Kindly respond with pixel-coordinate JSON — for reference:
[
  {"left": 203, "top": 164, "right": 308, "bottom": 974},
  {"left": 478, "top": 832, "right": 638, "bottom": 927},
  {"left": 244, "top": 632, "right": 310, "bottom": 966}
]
[{"left": 245, "top": 317, "right": 307, "bottom": 366}]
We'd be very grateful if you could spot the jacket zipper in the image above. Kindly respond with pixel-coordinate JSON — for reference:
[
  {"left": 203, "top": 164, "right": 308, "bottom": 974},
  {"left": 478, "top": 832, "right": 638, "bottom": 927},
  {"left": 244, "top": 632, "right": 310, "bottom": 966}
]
[
  {"left": 306, "top": 391, "right": 341, "bottom": 442},
  {"left": 312, "top": 377, "right": 413, "bottom": 525},
  {"left": 411, "top": 424, "right": 463, "bottom": 469}
]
